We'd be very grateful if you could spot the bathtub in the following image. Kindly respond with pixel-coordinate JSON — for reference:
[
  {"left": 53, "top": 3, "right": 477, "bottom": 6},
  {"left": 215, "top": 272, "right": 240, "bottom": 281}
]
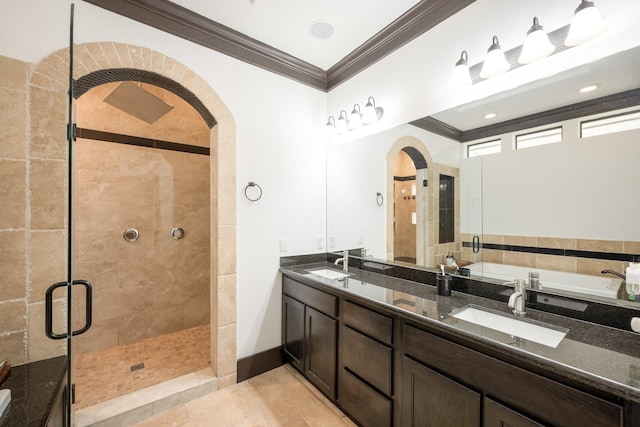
[{"left": 465, "top": 262, "right": 622, "bottom": 299}]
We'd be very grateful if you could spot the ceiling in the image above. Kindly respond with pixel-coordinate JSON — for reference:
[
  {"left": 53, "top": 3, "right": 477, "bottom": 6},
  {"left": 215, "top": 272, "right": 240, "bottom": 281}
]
[
  {"left": 83, "top": 0, "right": 640, "bottom": 138},
  {"left": 169, "top": 0, "right": 422, "bottom": 70}
]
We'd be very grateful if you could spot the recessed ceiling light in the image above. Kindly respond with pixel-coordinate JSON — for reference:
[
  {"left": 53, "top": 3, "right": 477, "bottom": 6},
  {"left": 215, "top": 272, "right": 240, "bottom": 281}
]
[
  {"left": 579, "top": 84, "right": 601, "bottom": 93},
  {"left": 484, "top": 113, "right": 497, "bottom": 119},
  {"left": 309, "top": 20, "right": 334, "bottom": 39}
]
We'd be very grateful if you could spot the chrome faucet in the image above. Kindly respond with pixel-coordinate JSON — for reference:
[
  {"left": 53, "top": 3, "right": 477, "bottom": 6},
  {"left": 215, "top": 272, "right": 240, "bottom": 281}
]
[
  {"left": 508, "top": 279, "right": 527, "bottom": 316},
  {"left": 334, "top": 250, "right": 349, "bottom": 272}
]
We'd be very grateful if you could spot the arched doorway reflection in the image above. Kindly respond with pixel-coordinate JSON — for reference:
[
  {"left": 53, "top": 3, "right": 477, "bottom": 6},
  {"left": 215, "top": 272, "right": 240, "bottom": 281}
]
[{"left": 386, "top": 138, "right": 431, "bottom": 267}]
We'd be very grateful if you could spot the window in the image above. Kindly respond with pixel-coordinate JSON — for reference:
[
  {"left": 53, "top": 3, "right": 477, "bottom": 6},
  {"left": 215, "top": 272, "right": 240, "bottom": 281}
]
[
  {"left": 438, "top": 174, "right": 455, "bottom": 244},
  {"left": 467, "top": 139, "right": 501, "bottom": 157},
  {"left": 515, "top": 127, "right": 562, "bottom": 149},
  {"left": 581, "top": 110, "right": 640, "bottom": 138}
]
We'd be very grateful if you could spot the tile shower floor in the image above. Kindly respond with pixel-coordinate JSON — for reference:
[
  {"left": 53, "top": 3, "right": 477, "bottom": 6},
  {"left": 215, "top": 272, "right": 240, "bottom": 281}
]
[
  {"left": 130, "top": 364, "right": 356, "bottom": 427},
  {"left": 74, "top": 324, "right": 210, "bottom": 409}
]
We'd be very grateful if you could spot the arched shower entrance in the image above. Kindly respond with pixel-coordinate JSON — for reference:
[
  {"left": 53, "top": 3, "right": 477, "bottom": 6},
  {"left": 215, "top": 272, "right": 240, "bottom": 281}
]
[{"left": 30, "top": 42, "right": 237, "bottom": 410}]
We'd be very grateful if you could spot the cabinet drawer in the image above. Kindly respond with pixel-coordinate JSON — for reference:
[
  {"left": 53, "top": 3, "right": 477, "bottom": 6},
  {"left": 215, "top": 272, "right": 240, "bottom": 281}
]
[
  {"left": 404, "top": 325, "right": 622, "bottom": 427},
  {"left": 283, "top": 276, "right": 338, "bottom": 317},
  {"left": 339, "top": 368, "right": 392, "bottom": 427},
  {"left": 343, "top": 300, "right": 393, "bottom": 345},
  {"left": 342, "top": 325, "right": 393, "bottom": 396}
]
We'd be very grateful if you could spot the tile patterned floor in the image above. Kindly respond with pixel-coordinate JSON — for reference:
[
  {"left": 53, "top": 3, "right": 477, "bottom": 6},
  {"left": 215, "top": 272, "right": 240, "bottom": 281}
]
[
  {"left": 74, "top": 325, "right": 210, "bottom": 409},
  {"left": 130, "top": 365, "right": 356, "bottom": 427}
]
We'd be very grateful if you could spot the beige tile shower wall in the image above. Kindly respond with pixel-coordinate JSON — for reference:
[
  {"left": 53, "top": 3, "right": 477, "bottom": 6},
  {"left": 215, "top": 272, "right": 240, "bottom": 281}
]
[
  {"left": 393, "top": 180, "right": 416, "bottom": 260},
  {"left": 460, "top": 233, "right": 640, "bottom": 276},
  {"left": 72, "top": 83, "right": 211, "bottom": 353},
  {"left": 393, "top": 150, "right": 417, "bottom": 261},
  {"left": 0, "top": 54, "right": 68, "bottom": 366}
]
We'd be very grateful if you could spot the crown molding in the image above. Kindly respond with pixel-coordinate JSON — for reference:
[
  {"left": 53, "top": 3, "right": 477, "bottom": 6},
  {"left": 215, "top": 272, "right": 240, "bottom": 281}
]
[
  {"left": 459, "top": 88, "right": 640, "bottom": 142},
  {"left": 410, "top": 89, "right": 640, "bottom": 143},
  {"left": 326, "top": 0, "right": 476, "bottom": 91},
  {"left": 409, "top": 116, "right": 463, "bottom": 141},
  {"left": 83, "top": 0, "right": 476, "bottom": 92},
  {"left": 83, "top": 0, "right": 328, "bottom": 90}
]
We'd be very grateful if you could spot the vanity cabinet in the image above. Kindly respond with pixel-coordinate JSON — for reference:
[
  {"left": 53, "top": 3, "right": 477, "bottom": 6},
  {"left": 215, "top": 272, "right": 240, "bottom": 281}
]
[
  {"left": 281, "top": 271, "right": 636, "bottom": 427},
  {"left": 403, "top": 324, "right": 623, "bottom": 427},
  {"left": 282, "top": 277, "right": 338, "bottom": 399},
  {"left": 402, "top": 356, "right": 480, "bottom": 427},
  {"left": 338, "top": 300, "right": 394, "bottom": 427}
]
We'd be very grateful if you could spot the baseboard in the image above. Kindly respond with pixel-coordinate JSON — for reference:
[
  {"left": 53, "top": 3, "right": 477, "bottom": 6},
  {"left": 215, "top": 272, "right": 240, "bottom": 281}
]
[{"left": 236, "top": 346, "right": 285, "bottom": 383}]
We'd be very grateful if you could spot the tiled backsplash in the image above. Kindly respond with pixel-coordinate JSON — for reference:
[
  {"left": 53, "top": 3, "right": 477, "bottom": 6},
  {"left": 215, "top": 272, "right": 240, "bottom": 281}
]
[{"left": 461, "top": 233, "right": 640, "bottom": 276}]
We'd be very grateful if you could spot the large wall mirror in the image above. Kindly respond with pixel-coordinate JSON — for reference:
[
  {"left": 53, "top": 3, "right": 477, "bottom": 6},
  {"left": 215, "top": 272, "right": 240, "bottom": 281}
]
[{"left": 326, "top": 45, "right": 640, "bottom": 309}]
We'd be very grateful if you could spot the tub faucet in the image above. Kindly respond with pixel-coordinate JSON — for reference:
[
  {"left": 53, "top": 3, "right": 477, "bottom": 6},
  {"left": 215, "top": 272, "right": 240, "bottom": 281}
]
[
  {"left": 508, "top": 279, "right": 527, "bottom": 316},
  {"left": 601, "top": 270, "right": 626, "bottom": 280},
  {"left": 334, "top": 250, "right": 349, "bottom": 272}
]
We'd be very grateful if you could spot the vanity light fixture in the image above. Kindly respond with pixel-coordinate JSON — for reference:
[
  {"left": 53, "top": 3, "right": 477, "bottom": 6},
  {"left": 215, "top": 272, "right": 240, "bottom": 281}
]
[
  {"left": 447, "top": 51, "right": 472, "bottom": 89},
  {"left": 348, "top": 104, "right": 363, "bottom": 129},
  {"left": 518, "top": 17, "right": 555, "bottom": 64},
  {"left": 335, "top": 110, "right": 349, "bottom": 134},
  {"left": 362, "top": 96, "right": 383, "bottom": 124},
  {"left": 479, "top": 36, "right": 511, "bottom": 79},
  {"left": 565, "top": 0, "right": 607, "bottom": 47},
  {"left": 325, "top": 116, "right": 336, "bottom": 134},
  {"left": 449, "top": 3, "right": 607, "bottom": 88},
  {"left": 326, "top": 97, "right": 384, "bottom": 135}
]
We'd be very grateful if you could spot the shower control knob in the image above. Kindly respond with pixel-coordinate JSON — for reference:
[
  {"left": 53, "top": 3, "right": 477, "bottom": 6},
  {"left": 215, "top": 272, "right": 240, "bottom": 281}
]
[
  {"left": 123, "top": 228, "right": 139, "bottom": 242},
  {"left": 171, "top": 227, "right": 185, "bottom": 240}
]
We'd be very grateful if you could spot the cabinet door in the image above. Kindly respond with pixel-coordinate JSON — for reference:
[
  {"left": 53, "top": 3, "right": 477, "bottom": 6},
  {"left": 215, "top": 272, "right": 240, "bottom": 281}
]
[
  {"left": 305, "top": 306, "right": 337, "bottom": 400},
  {"left": 484, "top": 398, "right": 544, "bottom": 427},
  {"left": 402, "top": 357, "right": 480, "bottom": 427},
  {"left": 283, "top": 295, "right": 305, "bottom": 373}
]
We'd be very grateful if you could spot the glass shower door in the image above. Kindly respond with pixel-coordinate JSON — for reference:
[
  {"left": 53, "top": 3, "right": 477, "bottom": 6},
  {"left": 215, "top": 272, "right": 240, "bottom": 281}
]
[{"left": 43, "top": 4, "right": 93, "bottom": 425}]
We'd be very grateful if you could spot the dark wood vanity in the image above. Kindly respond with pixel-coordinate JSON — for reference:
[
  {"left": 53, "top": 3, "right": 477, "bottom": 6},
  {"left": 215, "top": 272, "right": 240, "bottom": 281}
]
[{"left": 281, "top": 264, "right": 640, "bottom": 427}]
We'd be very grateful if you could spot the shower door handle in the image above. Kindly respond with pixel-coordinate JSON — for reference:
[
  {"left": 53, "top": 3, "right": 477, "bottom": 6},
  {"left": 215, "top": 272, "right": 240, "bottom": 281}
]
[
  {"left": 472, "top": 235, "right": 480, "bottom": 253},
  {"left": 45, "top": 279, "right": 93, "bottom": 340}
]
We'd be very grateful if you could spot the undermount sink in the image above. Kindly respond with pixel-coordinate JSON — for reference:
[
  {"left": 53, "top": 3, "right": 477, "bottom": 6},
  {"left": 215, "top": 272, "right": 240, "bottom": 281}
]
[
  {"left": 452, "top": 305, "right": 568, "bottom": 348},
  {"left": 305, "top": 268, "right": 351, "bottom": 280}
]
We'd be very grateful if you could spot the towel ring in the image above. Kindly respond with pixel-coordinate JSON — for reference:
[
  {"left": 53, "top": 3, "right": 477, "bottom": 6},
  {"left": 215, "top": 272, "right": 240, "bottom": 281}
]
[
  {"left": 376, "top": 192, "right": 384, "bottom": 206},
  {"left": 245, "top": 182, "right": 263, "bottom": 202}
]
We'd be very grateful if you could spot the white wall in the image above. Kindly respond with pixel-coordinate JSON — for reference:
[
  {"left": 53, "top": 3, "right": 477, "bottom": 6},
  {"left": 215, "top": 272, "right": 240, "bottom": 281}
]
[
  {"left": 467, "top": 120, "right": 640, "bottom": 241},
  {"left": 327, "top": 124, "right": 459, "bottom": 259},
  {"left": 0, "top": 1, "right": 327, "bottom": 359}
]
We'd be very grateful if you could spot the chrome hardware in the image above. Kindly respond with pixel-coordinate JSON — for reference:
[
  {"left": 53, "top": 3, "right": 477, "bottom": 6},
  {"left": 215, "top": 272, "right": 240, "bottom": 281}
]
[
  {"left": 123, "top": 228, "right": 139, "bottom": 242},
  {"left": 334, "top": 250, "right": 349, "bottom": 272},
  {"left": 508, "top": 279, "right": 527, "bottom": 316},
  {"left": 171, "top": 227, "right": 185, "bottom": 240}
]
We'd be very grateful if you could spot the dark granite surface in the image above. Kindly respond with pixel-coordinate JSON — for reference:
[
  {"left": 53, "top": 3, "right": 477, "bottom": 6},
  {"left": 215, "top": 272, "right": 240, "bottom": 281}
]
[
  {"left": 281, "top": 262, "right": 640, "bottom": 404},
  {"left": 0, "top": 356, "right": 67, "bottom": 427}
]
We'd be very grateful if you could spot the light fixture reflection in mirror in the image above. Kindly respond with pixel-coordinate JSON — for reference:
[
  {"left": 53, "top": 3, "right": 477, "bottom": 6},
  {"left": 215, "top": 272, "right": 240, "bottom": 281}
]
[
  {"left": 335, "top": 110, "right": 348, "bottom": 134},
  {"left": 362, "top": 96, "right": 383, "bottom": 125},
  {"left": 349, "top": 104, "right": 363, "bottom": 130},
  {"left": 326, "top": 96, "right": 383, "bottom": 135}
]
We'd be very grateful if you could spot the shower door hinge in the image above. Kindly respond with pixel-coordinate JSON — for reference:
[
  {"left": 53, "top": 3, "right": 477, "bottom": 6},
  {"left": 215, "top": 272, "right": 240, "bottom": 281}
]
[
  {"left": 423, "top": 179, "right": 428, "bottom": 187},
  {"left": 71, "top": 383, "right": 76, "bottom": 404},
  {"left": 67, "top": 123, "right": 77, "bottom": 141}
]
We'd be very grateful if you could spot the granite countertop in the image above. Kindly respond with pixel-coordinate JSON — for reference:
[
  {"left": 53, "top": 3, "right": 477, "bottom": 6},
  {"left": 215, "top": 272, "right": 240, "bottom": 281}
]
[
  {"left": 281, "top": 262, "right": 640, "bottom": 404},
  {"left": 0, "top": 355, "right": 67, "bottom": 427}
]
